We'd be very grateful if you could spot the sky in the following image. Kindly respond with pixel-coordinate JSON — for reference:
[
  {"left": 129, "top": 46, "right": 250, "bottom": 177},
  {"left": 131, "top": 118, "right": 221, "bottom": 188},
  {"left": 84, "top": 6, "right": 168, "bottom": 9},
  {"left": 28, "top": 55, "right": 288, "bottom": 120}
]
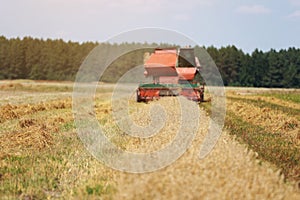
[{"left": 1, "top": 0, "right": 300, "bottom": 53}]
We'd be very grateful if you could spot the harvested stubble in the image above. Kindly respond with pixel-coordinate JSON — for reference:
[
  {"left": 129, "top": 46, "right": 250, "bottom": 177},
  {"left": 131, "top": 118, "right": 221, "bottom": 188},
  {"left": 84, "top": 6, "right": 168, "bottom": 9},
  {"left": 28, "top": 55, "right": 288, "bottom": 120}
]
[
  {"left": 0, "top": 114, "right": 68, "bottom": 158},
  {"left": 0, "top": 125, "right": 53, "bottom": 158}
]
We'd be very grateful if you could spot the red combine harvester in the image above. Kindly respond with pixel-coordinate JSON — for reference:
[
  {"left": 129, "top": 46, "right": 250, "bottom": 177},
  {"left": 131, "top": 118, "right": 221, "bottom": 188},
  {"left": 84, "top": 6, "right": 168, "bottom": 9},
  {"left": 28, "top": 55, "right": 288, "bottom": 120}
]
[{"left": 136, "top": 47, "right": 204, "bottom": 102}]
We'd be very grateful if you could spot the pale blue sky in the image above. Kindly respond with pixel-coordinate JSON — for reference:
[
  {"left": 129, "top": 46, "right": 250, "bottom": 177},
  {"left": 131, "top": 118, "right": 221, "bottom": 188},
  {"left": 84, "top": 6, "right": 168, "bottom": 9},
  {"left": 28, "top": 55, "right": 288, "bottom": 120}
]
[{"left": 1, "top": 0, "right": 300, "bottom": 53}]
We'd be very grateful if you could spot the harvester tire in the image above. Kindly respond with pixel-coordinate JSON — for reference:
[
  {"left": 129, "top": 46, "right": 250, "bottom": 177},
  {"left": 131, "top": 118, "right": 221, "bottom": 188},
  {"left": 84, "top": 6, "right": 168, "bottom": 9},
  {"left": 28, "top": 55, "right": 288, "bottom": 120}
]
[
  {"left": 137, "top": 92, "right": 141, "bottom": 102},
  {"left": 200, "top": 93, "right": 204, "bottom": 102}
]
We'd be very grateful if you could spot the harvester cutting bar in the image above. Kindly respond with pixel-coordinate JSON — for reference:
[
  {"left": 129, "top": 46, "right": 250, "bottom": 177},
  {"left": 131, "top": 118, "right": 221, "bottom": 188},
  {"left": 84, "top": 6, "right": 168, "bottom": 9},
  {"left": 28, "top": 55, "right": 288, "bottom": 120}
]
[{"left": 136, "top": 83, "right": 204, "bottom": 102}]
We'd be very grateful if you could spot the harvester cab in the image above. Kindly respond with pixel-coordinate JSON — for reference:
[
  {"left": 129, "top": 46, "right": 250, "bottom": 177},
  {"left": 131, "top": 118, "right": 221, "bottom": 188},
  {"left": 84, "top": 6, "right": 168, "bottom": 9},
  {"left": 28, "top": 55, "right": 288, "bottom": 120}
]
[{"left": 136, "top": 47, "right": 204, "bottom": 102}]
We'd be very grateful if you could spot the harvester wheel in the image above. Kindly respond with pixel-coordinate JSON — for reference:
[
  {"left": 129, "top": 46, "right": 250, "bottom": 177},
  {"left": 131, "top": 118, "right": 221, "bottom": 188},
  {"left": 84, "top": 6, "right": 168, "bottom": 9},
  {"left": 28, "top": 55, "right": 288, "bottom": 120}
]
[
  {"left": 200, "top": 93, "right": 204, "bottom": 102},
  {"left": 136, "top": 90, "right": 141, "bottom": 102}
]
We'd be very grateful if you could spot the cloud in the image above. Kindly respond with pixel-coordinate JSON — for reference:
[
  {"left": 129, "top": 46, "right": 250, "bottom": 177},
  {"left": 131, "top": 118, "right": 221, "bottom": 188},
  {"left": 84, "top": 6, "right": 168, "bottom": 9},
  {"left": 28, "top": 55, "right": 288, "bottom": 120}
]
[
  {"left": 236, "top": 5, "right": 271, "bottom": 15},
  {"left": 289, "top": 0, "right": 300, "bottom": 6},
  {"left": 288, "top": 10, "right": 300, "bottom": 18},
  {"left": 105, "top": 0, "right": 217, "bottom": 13},
  {"left": 173, "top": 14, "right": 190, "bottom": 21}
]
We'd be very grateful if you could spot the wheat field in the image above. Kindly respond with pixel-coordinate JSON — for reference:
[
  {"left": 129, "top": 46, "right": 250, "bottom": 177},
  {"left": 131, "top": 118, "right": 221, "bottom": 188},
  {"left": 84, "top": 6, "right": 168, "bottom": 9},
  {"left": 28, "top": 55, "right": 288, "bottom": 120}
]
[{"left": 0, "top": 80, "right": 299, "bottom": 199}]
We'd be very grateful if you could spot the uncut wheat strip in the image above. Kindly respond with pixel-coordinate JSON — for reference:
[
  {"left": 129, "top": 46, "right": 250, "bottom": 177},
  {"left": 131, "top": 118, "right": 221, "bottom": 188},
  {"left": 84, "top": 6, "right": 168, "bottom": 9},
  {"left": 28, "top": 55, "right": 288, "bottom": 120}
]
[
  {"left": 0, "top": 91, "right": 72, "bottom": 106},
  {"left": 125, "top": 98, "right": 181, "bottom": 153},
  {"left": 227, "top": 93, "right": 300, "bottom": 110},
  {"left": 112, "top": 101, "right": 299, "bottom": 200},
  {"left": 0, "top": 99, "right": 72, "bottom": 122},
  {"left": 227, "top": 99, "right": 300, "bottom": 145},
  {"left": 229, "top": 100, "right": 299, "bottom": 144},
  {"left": 95, "top": 97, "right": 182, "bottom": 153}
]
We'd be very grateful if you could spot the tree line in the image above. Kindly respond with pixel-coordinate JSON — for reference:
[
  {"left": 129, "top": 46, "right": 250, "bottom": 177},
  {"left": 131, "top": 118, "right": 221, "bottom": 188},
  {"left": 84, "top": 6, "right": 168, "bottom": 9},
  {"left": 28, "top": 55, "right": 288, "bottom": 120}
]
[
  {"left": 204, "top": 45, "right": 300, "bottom": 88},
  {"left": 0, "top": 36, "right": 299, "bottom": 88}
]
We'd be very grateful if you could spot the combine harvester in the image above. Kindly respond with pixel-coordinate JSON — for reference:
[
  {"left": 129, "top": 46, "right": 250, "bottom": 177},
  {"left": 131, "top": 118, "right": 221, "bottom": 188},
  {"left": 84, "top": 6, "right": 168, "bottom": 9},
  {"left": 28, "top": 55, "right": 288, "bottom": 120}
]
[{"left": 136, "top": 47, "right": 205, "bottom": 102}]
